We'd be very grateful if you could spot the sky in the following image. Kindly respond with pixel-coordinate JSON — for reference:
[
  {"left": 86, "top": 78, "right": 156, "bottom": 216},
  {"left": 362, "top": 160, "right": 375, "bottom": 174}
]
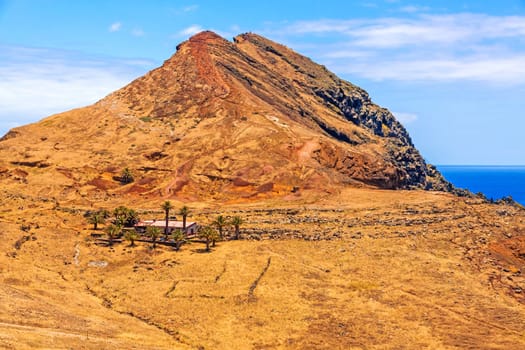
[{"left": 1, "top": 0, "right": 525, "bottom": 165}]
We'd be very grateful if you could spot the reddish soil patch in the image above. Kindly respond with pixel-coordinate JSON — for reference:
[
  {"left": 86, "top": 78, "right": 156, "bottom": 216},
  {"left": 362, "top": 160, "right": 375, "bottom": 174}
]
[
  {"left": 137, "top": 177, "right": 156, "bottom": 186},
  {"left": 126, "top": 184, "right": 150, "bottom": 194},
  {"left": 103, "top": 166, "right": 119, "bottom": 173},
  {"left": 169, "top": 179, "right": 189, "bottom": 194},
  {"left": 88, "top": 177, "right": 118, "bottom": 191},
  {"left": 233, "top": 177, "right": 252, "bottom": 187},
  {"left": 489, "top": 236, "right": 525, "bottom": 269},
  {"left": 257, "top": 182, "right": 274, "bottom": 193},
  {"left": 11, "top": 169, "right": 28, "bottom": 178}
]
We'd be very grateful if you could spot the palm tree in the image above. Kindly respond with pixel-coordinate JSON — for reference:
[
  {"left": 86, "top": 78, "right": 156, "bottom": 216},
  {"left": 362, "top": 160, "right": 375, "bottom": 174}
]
[
  {"left": 171, "top": 229, "right": 186, "bottom": 251},
  {"left": 124, "top": 230, "right": 138, "bottom": 247},
  {"left": 120, "top": 168, "right": 134, "bottom": 184},
  {"left": 105, "top": 223, "right": 122, "bottom": 246},
  {"left": 179, "top": 205, "right": 190, "bottom": 231},
  {"left": 146, "top": 226, "right": 161, "bottom": 249},
  {"left": 123, "top": 208, "right": 140, "bottom": 227},
  {"left": 213, "top": 215, "right": 227, "bottom": 239},
  {"left": 113, "top": 206, "right": 128, "bottom": 226},
  {"left": 231, "top": 216, "right": 244, "bottom": 240},
  {"left": 199, "top": 226, "right": 218, "bottom": 252},
  {"left": 88, "top": 212, "right": 105, "bottom": 230},
  {"left": 161, "top": 201, "right": 174, "bottom": 237},
  {"left": 98, "top": 209, "right": 110, "bottom": 219},
  {"left": 112, "top": 206, "right": 139, "bottom": 227}
]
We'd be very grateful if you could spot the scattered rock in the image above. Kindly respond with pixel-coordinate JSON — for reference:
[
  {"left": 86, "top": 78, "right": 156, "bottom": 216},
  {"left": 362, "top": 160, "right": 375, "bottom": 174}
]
[{"left": 88, "top": 260, "right": 108, "bottom": 268}]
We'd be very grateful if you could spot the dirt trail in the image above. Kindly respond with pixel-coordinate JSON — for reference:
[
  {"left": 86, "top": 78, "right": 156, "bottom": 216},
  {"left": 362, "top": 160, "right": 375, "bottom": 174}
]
[{"left": 73, "top": 243, "right": 80, "bottom": 265}]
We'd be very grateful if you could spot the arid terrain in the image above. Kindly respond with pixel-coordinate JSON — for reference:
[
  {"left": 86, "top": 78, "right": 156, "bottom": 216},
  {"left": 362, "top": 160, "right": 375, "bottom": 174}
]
[
  {"left": 1, "top": 31, "right": 525, "bottom": 349},
  {"left": 1, "top": 189, "right": 525, "bottom": 349}
]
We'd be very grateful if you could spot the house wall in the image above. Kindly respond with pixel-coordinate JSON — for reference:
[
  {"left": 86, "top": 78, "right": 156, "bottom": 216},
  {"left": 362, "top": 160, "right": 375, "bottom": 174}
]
[{"left": 134, "top": 222, "right": 198, "bottom": 235}]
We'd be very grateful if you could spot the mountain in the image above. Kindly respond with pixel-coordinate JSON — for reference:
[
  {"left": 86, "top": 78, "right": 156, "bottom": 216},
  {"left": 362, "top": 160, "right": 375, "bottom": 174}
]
[
  {"left": 0, "top": 31, "right": 450, "bottom": 203},
  {"left": 3, "top": 31, "right": 525, "bottom": 349}
]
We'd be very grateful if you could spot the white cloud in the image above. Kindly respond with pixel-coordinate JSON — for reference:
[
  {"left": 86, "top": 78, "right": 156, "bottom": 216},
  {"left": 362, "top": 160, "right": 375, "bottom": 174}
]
[
  {"left": 350, "top": 21, "right": 465, "bottom": 48},
  {"left": 179, "top": 25, "right": 204, "bottom": 36},
  {"left": 339, "top": 56, "right": 525, "bottom": 83},
  {"left": 393, "top": 112, "right": 418, "bottom": 124},
  {"left": 277, "top": 14, "right": 525, "bottom": 84},
  {"left": 323, "top": 49, "right": 372, "bottom": 59},
  {"left": 109, "top": 22, "right": 122, "bottom": 32},
  {"left": 399, "top": 5, "right": 430, "bottom": 13},
  {"left": 183, "top": 4, "right": 199, "bottom": 12},
  {"left": 285, "top": 19, "right": 355, "bottom": 35},
  {"left": 132, "top": 28, "right": 145, "bottom": 37},
  {"left": 361, "top": 2, "right": 378, "bottom": 8},
  {"left": 169, "top": 4, "right": 199, "bottom": 15},
  {"left": 0, "top": 46, "right": 154, "bottom": 136},
  {"left": 285, "top": 15, "right": 525, "bottom": 48}
]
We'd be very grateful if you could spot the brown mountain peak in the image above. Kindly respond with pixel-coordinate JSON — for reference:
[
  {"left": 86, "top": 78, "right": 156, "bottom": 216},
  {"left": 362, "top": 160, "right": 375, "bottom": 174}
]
[
  {"left": 234, "top": 32, "right": 284, "bottom": 50},
  {"left": 234, "top": 32, "right": 263, "bottom": 43},
  {"left": 0, "top": 32, "right": 452, "bottom": 203},
  {"left": 189, "top": 30, "right": 225, "bottom": 43},
  {"left": 175, "top": 30, "right": 230, "bottom": 53}
]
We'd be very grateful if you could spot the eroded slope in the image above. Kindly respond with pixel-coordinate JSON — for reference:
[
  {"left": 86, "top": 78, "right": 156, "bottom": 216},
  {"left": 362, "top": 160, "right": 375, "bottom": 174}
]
[{"left": 0, "top": 31, "right": 449, "bottom": 207}]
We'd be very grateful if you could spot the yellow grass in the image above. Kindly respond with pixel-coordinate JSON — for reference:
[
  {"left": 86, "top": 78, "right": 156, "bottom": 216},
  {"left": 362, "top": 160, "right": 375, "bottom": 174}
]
[{"left": 1, "top": 189, "right": 525, "bottom": 349}]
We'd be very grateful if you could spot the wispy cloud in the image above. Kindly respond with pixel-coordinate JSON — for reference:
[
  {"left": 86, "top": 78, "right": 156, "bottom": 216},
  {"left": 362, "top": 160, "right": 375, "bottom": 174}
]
[
  {"left": 109, "top": 21, "right": 122, "bottom": 32},
  {"left": 337, "top": 56, "right": 525, "bottom": 83},
  {"left": 179, "top": 24, "right": 204, "bottom": 36},
  {"left": 284, "top": 15, "right": 525, "bottom": 46},
  {"left": 275, "top": 14, "right": 525, "bottom": 84},
  {"left": 393, "top": 112, "right": 418, "bottom": 124},
  {"left": 399, "top": 5, "right": 430, "bottom": 13},
  {"left": 183, "top": 4, "right": 199, "bottom": 12},
  {"left": 131, "top": 28, "right": 145, "bottom": 37},
  {"left": 361, "top": 2, "right": 378, "bottom": 8},
  {"left": 170, "top": 4, "right": 199, "bottom": 15},
  {"left": 0, "top": 46, "right": 154, "bottom": 135}
]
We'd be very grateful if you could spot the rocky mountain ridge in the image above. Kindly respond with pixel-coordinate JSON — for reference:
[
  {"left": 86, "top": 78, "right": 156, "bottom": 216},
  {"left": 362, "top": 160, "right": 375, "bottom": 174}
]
[{"left": 0, "top": 31, "right": 450, "bottom": 204}]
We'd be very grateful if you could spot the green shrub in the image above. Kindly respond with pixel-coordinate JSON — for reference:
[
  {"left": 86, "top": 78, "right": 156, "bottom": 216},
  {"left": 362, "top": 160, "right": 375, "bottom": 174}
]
[{"left": 120, "top": 168, "right": 134, "bottom": 184}]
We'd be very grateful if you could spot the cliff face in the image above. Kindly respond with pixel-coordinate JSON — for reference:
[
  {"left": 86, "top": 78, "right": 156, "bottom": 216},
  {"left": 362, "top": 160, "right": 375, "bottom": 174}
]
[{"left": 0, "top": 31, "right": 450, "bottom": 202}]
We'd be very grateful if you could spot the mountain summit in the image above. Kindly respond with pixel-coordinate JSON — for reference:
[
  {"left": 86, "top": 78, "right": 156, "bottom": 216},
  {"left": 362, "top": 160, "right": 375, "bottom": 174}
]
[{"left": 0, "top": 31, "right": 450, "bottom": 202}]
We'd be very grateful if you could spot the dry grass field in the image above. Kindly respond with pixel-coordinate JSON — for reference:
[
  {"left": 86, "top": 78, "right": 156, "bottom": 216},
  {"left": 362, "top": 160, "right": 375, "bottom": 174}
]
[
  {"left": 1, "top": 31, "right": 524, "bottom": 349},
  {"left": 1, "top": 188, "right": 525, "bottom": 349}
]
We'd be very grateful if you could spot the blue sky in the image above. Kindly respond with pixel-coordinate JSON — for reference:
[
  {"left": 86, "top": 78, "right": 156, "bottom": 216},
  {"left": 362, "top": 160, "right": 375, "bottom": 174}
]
[{"left": 1, "top": 0, "right": 525, "bottom": 165}]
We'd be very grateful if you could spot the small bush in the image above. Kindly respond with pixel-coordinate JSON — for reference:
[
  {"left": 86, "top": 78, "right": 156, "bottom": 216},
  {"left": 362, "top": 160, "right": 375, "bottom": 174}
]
[{"left": 120, "top": 168, "right": 134, "bottom": 184}]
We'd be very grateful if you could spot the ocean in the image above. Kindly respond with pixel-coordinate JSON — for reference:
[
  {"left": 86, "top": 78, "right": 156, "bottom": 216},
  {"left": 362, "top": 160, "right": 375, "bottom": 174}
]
[{"left": 437, "top": 165, "right": 525, "bottom": 205}]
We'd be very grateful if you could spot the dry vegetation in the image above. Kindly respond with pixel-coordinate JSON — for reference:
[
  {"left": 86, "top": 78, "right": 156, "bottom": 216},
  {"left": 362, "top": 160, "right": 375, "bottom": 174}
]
[
  {"left": 1, "top": 188, "right": 525, "bottom": 349},
  {"left": 1, "top": 31, "right": 524, "bottom": 349}
]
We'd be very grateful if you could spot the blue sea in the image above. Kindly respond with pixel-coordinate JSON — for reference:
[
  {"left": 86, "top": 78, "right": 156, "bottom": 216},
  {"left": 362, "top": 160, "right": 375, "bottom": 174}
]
[{"left": 437, "top": 165, "right": 525, "bottom": 205}]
